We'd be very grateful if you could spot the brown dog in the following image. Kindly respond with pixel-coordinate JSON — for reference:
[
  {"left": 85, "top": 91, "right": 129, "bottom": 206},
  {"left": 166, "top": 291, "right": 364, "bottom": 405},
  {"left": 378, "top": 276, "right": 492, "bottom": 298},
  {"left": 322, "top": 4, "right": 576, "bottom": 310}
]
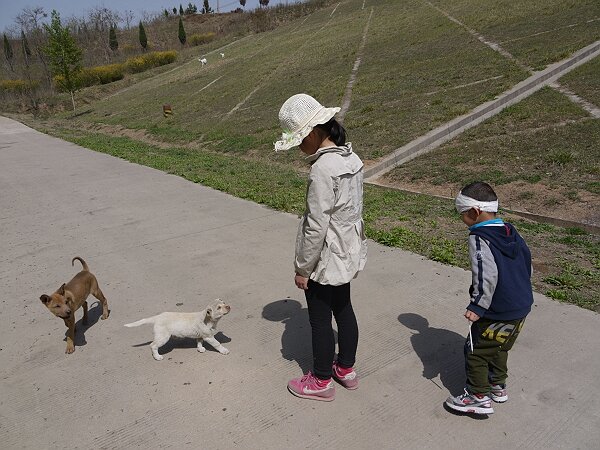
[{"left": 40, "top": 257, "right": 110, "bottom": 354}]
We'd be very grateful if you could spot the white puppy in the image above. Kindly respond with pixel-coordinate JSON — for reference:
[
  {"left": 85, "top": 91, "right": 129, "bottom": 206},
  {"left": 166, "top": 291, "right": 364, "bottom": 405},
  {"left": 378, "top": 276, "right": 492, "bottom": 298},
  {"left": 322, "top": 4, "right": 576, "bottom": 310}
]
[{"left": 125, "top": 299, "right": 231, "bottom": 361}]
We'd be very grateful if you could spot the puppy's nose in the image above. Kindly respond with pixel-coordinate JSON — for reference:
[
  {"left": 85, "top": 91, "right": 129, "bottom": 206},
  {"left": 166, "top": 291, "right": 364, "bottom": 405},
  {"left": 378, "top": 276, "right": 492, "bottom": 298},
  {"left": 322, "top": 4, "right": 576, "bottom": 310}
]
[{"left": 225, "top": 305, "right": 231, "bottom": 312}]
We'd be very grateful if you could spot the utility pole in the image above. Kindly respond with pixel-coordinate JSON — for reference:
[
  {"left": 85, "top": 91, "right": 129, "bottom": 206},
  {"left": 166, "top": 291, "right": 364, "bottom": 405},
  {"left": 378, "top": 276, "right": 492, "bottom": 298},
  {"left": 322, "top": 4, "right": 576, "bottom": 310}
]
[{"left": 217, "top": 0, "right": 220, "bottom": 13}]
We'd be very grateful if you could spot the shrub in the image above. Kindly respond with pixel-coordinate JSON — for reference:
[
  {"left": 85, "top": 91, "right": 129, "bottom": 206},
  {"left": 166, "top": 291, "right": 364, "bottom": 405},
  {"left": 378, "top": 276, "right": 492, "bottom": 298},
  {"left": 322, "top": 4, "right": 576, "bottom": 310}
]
[
  {"left": 54, "top": 64, "right": 125, "bottom": 91},
  {"left": 0, "top": 79, "right": 40, "bottom": 93},
  {"left": 124, "top": 51, "right": 177, "bottom": 73},
  {"left": 189, "top": 32, "right": 216, "bottom": 46}
]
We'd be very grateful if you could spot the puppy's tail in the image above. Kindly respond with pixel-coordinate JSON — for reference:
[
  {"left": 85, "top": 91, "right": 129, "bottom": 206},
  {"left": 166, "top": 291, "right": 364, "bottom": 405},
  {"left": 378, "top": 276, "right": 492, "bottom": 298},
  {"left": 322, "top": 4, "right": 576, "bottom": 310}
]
[
  {"left": 124, "top": 317, "right": 156, "bottom": 328},
  {"left": 72, "top": 257, "right": 89, "bottom": 272}
]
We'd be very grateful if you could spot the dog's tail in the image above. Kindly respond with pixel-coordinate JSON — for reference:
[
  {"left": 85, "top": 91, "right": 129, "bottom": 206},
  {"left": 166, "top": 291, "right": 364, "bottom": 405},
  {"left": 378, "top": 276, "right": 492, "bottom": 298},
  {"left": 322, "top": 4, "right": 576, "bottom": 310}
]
[
  {"left": 124, "top": 317, "right": 156, "bottom": 328},
  {"left": 72, "top": 257, "right": 89, "bottom": 272}
]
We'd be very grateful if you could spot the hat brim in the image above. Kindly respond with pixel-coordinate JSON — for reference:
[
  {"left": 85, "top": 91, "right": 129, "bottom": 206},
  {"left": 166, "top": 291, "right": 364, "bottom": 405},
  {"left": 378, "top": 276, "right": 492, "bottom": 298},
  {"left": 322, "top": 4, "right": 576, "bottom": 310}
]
[{"left": 274, "top": 106, "right": 340, "bottom": 152}]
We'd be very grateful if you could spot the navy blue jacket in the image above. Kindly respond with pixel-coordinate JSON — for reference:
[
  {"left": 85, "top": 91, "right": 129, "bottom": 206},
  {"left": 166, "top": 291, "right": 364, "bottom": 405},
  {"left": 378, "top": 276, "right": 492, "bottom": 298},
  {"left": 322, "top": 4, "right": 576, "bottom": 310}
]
[{"left": 467, "top": 222, "right": 533, "bottom": 321}]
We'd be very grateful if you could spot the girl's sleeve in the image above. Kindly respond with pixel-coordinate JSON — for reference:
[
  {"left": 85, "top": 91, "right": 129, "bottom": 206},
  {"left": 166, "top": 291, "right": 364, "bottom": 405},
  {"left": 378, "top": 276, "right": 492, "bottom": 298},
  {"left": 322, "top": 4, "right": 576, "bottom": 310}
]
[
  {"left": 467, "top": 234, "right": 498, "bottom": 317},
  {"left": 294, "top": 166, "right": 335, "bottom": 277}
]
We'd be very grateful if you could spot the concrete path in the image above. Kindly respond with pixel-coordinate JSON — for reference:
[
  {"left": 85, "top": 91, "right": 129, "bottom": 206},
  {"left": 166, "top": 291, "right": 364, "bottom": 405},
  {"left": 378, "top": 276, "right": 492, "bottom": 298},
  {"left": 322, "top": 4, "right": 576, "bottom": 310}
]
[{"left": 1, "top": 116, "right": 599, "bottom": 449}]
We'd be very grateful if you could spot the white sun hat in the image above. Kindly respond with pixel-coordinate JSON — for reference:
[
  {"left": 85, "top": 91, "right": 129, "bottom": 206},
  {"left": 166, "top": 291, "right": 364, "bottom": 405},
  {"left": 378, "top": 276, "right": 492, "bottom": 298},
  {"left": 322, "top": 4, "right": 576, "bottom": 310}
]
[{"left": 274, "top": 93, "right": 340, "bottom": 152}]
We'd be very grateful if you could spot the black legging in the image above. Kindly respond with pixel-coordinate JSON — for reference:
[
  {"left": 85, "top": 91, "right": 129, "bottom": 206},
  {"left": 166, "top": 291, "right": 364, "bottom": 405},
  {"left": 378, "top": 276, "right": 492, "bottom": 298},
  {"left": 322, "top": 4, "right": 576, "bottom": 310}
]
[{"left": 305, "top": 280, "right": 359, "bottom": 380}]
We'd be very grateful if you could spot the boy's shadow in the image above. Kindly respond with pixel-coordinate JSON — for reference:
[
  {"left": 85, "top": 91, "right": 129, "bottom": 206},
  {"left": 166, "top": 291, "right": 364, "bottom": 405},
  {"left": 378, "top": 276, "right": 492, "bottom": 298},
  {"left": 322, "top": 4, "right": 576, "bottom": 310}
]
[
  {"left": 66, "top": 301, "right": 108, "bottom": 347},
  {"left": 398, "top": 313, "right": 465, "bottom": 395},
  {"left": 262, "top": 299, "right": 338, "bottom": 373}
]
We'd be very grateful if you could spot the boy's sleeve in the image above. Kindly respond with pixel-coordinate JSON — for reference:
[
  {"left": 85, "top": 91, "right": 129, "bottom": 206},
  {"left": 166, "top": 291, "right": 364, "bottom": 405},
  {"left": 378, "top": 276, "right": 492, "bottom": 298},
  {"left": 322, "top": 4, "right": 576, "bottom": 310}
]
[
  {"left": 294, "top": 166, "right": 335, "bottom": 277},
  {"left": 467, "top": 234, "right": 498, "bottom": 317}
]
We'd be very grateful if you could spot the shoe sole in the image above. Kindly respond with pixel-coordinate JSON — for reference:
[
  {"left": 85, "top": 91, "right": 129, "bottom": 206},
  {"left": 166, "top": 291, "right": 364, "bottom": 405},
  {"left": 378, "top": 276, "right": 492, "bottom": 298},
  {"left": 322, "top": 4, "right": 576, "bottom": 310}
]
[
  {"left": 287, "top": 386, "right": 335, "bottom": 402},
  {"left": 333, "top": 377, "right": 358, "bottom": 390},
  {"left": 491, "top": 395, "right": 508, "bottom": 403},
  {"left": 445, "top": 401, "right": 494, "bottom": 415}
]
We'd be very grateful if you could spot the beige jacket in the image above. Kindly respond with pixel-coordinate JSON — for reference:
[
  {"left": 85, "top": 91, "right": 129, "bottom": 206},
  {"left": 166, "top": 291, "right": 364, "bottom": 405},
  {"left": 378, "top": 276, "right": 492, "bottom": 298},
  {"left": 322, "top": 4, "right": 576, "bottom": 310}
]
[{"left": 295, "top": 143, "right": 368, "bottom": 286}]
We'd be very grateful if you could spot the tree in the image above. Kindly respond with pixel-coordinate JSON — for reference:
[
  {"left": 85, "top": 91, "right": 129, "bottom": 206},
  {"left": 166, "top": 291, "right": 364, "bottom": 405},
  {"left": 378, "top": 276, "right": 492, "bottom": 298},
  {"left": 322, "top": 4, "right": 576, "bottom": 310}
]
[
  {"left": 164, "top": 9, "right": 170, "bottom": 18},
  {"left": 179, "top": 4, "right": 184, "bottom": 15},
  {"left": 138, "top": 21, "right": 148, "bottom": 50},
  {"left": 16, "top": 6, "right": 52, "bottom": 88},
  {"left": 239, "top": 0, "right": 246, "bottom": 8},
  {"left": 21, "top": 30, "right": 31, "bottom": 59},
  {"left": 43, "top": 10, "right": 83, "bottom": 110},
  {"left": 173, "top": 7, "right": 178, "bottom": 15},
  {"left": 185, "top": 3, "right": 198, "bottom": 14},
  {"left": 178, "top": 17, "right": 186, "bottom": 45},
  {"left": 109, "top": 25, "right": 118, "bottom": 51},
  {"left": 3, "top": 33, "right": 14, "bottom": 72},
  {"left": 201, "top": 0, "right": 213, "bottom": 14},
  {"left": 21, "top": 30, "right": 38, "bottom": 110},
  {"left": 259, "top": 0, "right": 270, "bottom": 7}
]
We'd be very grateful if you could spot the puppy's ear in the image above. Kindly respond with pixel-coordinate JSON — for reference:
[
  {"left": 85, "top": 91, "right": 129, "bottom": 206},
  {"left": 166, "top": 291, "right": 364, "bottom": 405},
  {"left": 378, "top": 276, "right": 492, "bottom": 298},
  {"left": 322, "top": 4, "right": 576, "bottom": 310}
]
[
  {"left": 58, "top": 283, "right": 66, "bottom": 295},
  {"left": 206, "top": 307, "right": 212, "bottom": 318},
  {"left": 40, "top": 294, "right": 50, "bottom": 304}
]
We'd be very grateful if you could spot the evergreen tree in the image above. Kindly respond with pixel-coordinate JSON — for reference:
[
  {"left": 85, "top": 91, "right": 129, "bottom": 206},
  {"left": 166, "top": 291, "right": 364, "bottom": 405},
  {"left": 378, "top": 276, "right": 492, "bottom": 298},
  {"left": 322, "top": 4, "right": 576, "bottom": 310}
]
[
  {"left": 164, "top": 9, "right": 170, "bottom": 18},
  {"left": 3, "top": 33, "right": 14, "bottom": 71},
  {"left": 173, "top": 7, "right": 178, "bottom": 15},
  {"left": 21, "top": 30, "right": 32, "bottom": 59},
  {"left": 43, "top": 10, "right": 83, "bottom": 110},
  {"left": 259, "top": 0, "right": 270, "bottom": 7},
  {"left": 138, "top": 21, "right": 148, "bottom": 50},
  {"left": 109, "top": 25, "right": 118, "bottom": 51},
  {"left": 239, "top": 0, "right": 246, "bottom": 8},
  {"left": 201, "top": 0, "right": 213, "bottom": 14},
  {"left": 179, "top": 4, "right": 184, "bottom": 15},
  {"left": 178, "top": 17, "right": 186, "bottom": 45}
]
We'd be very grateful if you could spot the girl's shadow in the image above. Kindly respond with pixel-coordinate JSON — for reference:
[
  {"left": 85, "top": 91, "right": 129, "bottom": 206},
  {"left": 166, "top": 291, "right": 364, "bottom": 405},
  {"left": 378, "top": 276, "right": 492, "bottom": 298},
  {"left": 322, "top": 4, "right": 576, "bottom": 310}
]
[
  {"left": 398, "top": 313, "right": 466, "bottom": 395},
  {"left": 262, "top": 299, "right": 337, "bottom": 373}
]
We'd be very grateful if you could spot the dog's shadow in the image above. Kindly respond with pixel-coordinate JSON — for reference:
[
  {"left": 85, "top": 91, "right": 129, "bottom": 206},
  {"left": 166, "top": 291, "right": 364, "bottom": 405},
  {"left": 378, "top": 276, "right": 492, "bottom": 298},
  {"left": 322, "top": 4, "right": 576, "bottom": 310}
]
[
  {"left": 398, "top": 313, "right": 466, "bottom": 396},
  {"left": 262, "top": 299, "right": 337, "bottom": 373},
  {"left": 132, "top": 333, "right": 231, "bottom": 356},
  {"left": 66, "top": 301, "right": 109, "bottom": 347}
]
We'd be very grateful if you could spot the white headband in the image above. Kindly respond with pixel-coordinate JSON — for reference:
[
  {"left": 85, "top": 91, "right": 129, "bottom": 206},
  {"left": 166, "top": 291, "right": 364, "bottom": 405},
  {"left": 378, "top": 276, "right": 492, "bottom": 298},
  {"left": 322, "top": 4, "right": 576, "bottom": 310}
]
[{"left": 455, "top": 192, "right": 498, "bottom": 213}]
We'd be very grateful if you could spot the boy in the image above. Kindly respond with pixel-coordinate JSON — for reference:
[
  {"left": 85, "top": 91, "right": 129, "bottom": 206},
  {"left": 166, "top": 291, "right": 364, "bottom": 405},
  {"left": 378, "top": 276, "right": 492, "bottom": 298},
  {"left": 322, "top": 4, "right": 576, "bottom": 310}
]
[{"left": 445, "top": 182, "right": 533, "bottom": 415}]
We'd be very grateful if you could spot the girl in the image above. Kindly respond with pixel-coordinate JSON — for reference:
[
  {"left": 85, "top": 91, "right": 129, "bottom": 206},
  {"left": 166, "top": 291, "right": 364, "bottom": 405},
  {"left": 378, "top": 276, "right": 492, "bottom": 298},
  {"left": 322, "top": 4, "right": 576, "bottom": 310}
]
[{"left": 275, "top": 93, "right": 368, "bottom": 401}]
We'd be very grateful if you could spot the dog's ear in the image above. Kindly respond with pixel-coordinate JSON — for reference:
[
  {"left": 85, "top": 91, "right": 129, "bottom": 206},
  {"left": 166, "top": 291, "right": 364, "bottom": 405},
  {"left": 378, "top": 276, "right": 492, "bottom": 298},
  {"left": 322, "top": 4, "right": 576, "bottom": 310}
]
[
  {"left": 40, "top": 294, "right": 50, "bottom": 304},
  {"left": 58, "top": 283, "right": 66, "bottom": 295},
  {"left": 205, "top": 307, "right": 212, "bottom": 318}
]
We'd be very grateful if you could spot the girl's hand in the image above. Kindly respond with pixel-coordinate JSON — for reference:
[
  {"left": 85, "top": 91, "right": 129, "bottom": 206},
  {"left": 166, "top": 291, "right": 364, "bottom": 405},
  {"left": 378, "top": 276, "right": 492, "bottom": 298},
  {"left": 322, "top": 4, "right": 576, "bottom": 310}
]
[
  {"left": 294, "top": 273, "right": 309, "bottom": 290},
  {"left": 464, "top": 310, "right": 480, "bottom": 322}
]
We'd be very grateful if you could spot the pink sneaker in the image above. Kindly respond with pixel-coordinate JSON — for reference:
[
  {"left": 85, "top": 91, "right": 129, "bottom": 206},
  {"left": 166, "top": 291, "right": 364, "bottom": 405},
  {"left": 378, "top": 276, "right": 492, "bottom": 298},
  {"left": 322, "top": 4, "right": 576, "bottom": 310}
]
[
  {"left": 287, "top": 372, "right": 335, "bottom": 401},
  {"left": 333, "top": 362, "right": 358, "bottom": 390}
]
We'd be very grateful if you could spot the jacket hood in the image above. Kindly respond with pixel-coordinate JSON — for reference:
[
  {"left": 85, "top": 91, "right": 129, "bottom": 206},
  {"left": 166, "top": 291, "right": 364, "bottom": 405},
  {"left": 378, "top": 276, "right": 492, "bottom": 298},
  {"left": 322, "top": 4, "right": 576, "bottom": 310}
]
[
  {"left": 470, "top": 223, "right": 521, "bottom": 259},
  {"left": 306, "top": 143, "right": 362, "bottom": 174},
  {"left": 306, "top": 142, "right": 353, "bottom": 162}
]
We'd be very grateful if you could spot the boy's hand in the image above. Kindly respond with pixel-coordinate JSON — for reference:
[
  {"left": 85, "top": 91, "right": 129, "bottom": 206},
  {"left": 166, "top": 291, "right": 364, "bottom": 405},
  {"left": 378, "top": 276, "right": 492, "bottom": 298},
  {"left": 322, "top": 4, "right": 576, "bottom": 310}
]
[
  {"left": 464, "top": 310, "right": 480, "bottom": 322},
  {"left": 294, "top": 273, "right": 309, "bottom": 290}
]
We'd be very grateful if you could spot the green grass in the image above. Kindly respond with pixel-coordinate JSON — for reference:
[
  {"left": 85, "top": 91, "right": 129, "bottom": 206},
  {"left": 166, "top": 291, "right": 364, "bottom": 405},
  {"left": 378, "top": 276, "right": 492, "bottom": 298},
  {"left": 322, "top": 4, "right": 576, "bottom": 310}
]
[
  {"left": 384, "top": 87, "right": 600, "bottom": 212},
  {"left": 428, "top": 0, "right": 600, "bottom": 69},
  {"left": 30, "top": 126, "right": 600, "bottom": 312},
  {"left": 560, "top": 56, "right": 600, "bottom": 107}
]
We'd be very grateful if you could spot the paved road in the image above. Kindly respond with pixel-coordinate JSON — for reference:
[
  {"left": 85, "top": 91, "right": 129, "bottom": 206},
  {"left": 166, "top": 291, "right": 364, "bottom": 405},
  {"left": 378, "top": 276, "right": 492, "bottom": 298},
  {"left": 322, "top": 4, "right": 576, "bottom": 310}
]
[{"left": 1, "top": 116, "right": 598, "bottom": 449}]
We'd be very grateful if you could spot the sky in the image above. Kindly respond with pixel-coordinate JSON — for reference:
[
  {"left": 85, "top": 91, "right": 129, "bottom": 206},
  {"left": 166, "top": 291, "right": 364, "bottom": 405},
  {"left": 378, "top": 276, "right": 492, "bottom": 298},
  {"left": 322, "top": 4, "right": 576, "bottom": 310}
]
[{"left": 0, "top": 0, "right": 291, "bottom": 33}]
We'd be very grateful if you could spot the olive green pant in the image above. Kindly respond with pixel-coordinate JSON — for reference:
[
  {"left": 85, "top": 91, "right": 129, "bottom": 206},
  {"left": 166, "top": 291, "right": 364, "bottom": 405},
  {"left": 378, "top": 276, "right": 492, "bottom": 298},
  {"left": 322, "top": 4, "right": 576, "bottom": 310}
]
[{"left": 465, "top": 317, "right": 526, "bottom": 395}]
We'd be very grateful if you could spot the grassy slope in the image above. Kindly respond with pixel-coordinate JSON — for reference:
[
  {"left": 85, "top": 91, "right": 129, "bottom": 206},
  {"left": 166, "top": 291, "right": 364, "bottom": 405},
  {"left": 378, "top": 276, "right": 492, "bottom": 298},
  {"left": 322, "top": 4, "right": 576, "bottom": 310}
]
[
  {"left": 30, "top": 125, "right": 599, "bottom": 312},
  {"left": 15, "top": 1, "right": 600, "bottom": 311}
]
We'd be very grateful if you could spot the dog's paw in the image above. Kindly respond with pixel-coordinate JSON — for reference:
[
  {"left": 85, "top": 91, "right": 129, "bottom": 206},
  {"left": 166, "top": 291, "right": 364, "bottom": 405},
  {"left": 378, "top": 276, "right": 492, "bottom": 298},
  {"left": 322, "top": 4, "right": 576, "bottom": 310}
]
[
  {"left": 153, "top": 354, "right": 164, "bottom": 361},
  {"left": 197, "top": 346, "right": 206, "bottom": 353},
  {"left": 219, "top": 347, "right": 230, "bottom": 355},
  {"left": 65, "top": 346, "right": 75, "bottom": 354}
]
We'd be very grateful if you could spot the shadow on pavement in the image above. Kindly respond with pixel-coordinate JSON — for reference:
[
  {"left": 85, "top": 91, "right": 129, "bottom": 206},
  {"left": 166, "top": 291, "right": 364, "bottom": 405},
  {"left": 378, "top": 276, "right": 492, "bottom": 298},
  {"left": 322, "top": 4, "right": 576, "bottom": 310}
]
[
  {"left": 67, "top": 301, "right": 107, "bottom": 347},
  {"left": 398, "top": 313, "right": 465, "bottom": 395},
  {"left": 262, "top": 299, "right": 314, "bottom": 373}
]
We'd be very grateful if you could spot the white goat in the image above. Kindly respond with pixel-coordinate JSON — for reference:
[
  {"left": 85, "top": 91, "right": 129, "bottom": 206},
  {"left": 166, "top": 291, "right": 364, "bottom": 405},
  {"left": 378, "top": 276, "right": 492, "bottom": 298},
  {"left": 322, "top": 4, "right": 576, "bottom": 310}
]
[{"left": 198, "top": 57, "right": 207, "bottom": 66}]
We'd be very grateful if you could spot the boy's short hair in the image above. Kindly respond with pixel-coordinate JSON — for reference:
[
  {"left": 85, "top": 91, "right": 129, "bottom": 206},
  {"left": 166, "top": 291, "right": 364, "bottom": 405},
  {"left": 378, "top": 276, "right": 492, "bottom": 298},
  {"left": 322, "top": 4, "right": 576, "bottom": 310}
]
[{"left": 460, "top": 182, "right": 497, "bottom": 202}]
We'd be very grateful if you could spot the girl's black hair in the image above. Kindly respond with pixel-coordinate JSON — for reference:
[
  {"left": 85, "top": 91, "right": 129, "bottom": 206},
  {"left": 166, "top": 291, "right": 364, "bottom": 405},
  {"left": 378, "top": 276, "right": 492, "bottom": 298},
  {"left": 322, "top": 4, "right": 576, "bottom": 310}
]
[{"left": 315, "top": 118, "right": 347, "bottom": 146}]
